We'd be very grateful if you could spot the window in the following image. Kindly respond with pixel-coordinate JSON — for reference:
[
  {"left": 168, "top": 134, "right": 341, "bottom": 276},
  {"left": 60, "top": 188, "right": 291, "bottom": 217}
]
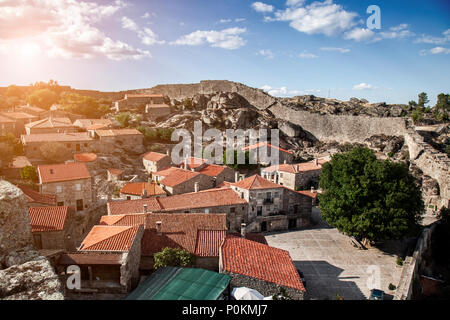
[
  {"left": 57, "top": 201, "right": 64, "bottom": 206},
  {"left": 84, "top": 143, "right": 88, "bottom": 147},
  {"left": 257, "top": 206, "right": 262, "bottom": 216},
  {"left": 56, "top": 186, "right": 62, "bottom": 193},
  {"left": 75, "top": 184, "right": 81, "bottom": 191},
  {"left": 67, "top": 143, "right": 71, "bottom": 148},
  {"left": 205, "top": 208, "right": 210, "bottom": 214},
  {"left": 257, "top": 193, "right": 262, "bottom": 199},
  {"left": 266, "top": 192, "right": 271, "bottom": 199},
  {"left": 230, "top": 207, "right": 236, "bottom": 213},
  {"left": 76, "top": 199, "right": 83, "bottom": 211}
]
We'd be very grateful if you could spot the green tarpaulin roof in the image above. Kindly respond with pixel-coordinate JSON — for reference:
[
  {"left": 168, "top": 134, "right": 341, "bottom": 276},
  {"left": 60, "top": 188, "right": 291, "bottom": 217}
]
[{"left": 126, "top": 267, "right": 231, "bottom": 300}]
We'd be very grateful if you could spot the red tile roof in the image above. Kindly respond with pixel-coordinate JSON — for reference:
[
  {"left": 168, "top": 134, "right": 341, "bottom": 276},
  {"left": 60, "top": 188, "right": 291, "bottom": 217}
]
[
  {"left": 108, "top": 197, "right": 162, "bottom": 215},
  {"left": 195, "top": 229, "right": 227, "bottom": 257},
  {"left": 0, "top": 114, "right": 15, "bottom": 123},
  {"left": 120, "top": 182, "right": 166, "bottom": 196},
  {"left": 143, "top": 214, "right": 226, "bottom": 256},
  {"left": 74, "top": 153, "right": 97, "bottom": 162},
  {"left": 296, "top": 190, "right": 318, "bottom": 199},
  {"left": 198, "top": 164, "right": 228, "bottom": 177},
  {"left": 80, "top": 225, "right": 141, "bottom": 252},
  {"left": 262, "top": 158, "right": 328, "bottom": 174},
  {"left": 28, "top": 206, "right": 71, "bottom": 232},
  {"left": 38, "top": 162, "right": 91, "bottom": 183},
  {"left": 232, "top": 174, "right": 283, "bottom": 190},
  {"left": 180, "top": 157, "right": 206, "bottom": 170},
  {"left": 154, "top": 167, "right": 200, "bottom": 187},
  {"left": 157, "top": 188, "right": 247, "bottom": 212},
  {"left": 221, "top": 235, "right": 305, "bottom": 292},
  {"left": 143, "top": 151, "right": 169, "bottom": 162},
  {"left": 22, "top": 132, "right": 93, "bottom": 143},
  {"left": 242, "top": 141, "right": 293, "bottom": 155},
  {"left": 25, "top": 117, "right": 73, "bottom": 129},
  {"left": 17, "top": 185, "right": 57, "bottom": 206},
  {"left": 100, "top": 214, "right": 147, "bottom": 226},
  {"left": 96, "top": 129, "right": 142, "bottom": 137}
]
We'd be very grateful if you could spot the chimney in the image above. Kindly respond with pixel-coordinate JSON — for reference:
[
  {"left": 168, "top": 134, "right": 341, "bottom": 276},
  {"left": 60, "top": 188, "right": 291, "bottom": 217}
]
[
  {"left": 241, "top": 223, "right": 246, "bottom": 238},
  {"left": 184, "top": 157, "right": 188, "bottom": 170},
  {"left": 311, "top": 186, "right": 315, "bottom": 193},
  {"left": 194, "top": 182, "right": 199, "bottom": 193},
  {"left": 143, "top": 204, "right": 147, "bottom": 213},
  {"left": 142, "top": 188, "right": 148, "bottom": 199},
  {"left": 235, "top": 172, "right": 239, "bottom": 182},
  {"left": 156, "top": 221, "right": 162, "bottom": 235},
  {"left": 166, "top": 149, "right": 170, "bottom": 156},
  {"left": 314, "top": 158, "right": 318, "bottom": 166}
]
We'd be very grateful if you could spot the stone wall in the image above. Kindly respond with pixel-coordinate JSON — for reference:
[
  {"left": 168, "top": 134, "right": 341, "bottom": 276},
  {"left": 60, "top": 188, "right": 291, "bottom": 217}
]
[
  {"left": 222, "top": 271, "right": 304, "bottom": 300},
  {"left": 269, "top": 104, "right": 408, "bottom": 143},
  {"left": 120, "top": 226, "right": 144, "bottom": 292},
  {"left": 394, "top": 223, "right": 437, "bottom": 300}
]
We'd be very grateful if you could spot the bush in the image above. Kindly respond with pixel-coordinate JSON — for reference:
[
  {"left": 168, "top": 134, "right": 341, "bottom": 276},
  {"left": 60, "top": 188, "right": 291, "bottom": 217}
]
[
  {"left": 39, "top": 142, "right": 71, "bottom": 162},
  {"left": 153, "top": 247, "right": 196, "bottom": 269},
  {"left": 388, "top": 283, "right": 397, "bottom": 290},
  {"left": 25, "top": 88, "right": 58, "bottom": 110},
  {"left": 115, "top": 112, "right": 131, "bottom": 128},
  {"left": 137, "top": 126, "right": 174, "bottom": 143},
  {"left": 396, "top": 257, "right": 404, "bottom": 266},
  {"left": 20, "top": 166, "right": 37, "bottom": 181}
]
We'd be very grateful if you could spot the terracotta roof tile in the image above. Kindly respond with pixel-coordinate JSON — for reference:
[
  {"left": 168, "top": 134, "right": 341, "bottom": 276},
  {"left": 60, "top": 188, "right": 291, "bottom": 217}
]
[
  {"left": 232, "top": 174, "right": 283, "bottom": 190},
  {"left": 120, "top": 182, "right": 166, "bottom": 196},
  {"left": 221, "top": 235, "right": 305, "bottom": 292},
  {"left": 25, "top": 117, "right": 72, "bottom": 129},
  {"left": 96, "top": 129, "right": 142, "bottom": 137},
  {"left": 100, "top": 214, "right": 147, "bottom": 226},
  {"left": 38, "top": 162, "right": 91, "bottom": 183},
  {"left": 28, "top": 206, "right": 71, "bottom": 232},
  {"left": 242, "top": 141, "right": 293, "bottom": 154},
  {"left": 154, "top": 167, "right": 200, "bottom": 187},
  {"left": 22, "top": 132, "right": 93, "bottom": 143},
  {"left": 262, "top": 158, "right": 329, "bottom": 174},
  {"left": 198, "top": 164, "right": 228, "bottom": 177},
  {"left": 143, "top": 151, "right": 169, "bottom": 162},
  {"left": 108, "top": 197, "right": 162, "bottom": 215},
  {"left": 195, "top": 230, "right": 227, "bottom": 257},
  {"left": 0, "top": 114, "right": 15, "bottom": 123},
  {"left": 74, "top": 153, "right": 97, "bottom": 162},
  {"left": 17, "top": 185, "right": 57, "bottom": 206},
  {"left": 180, "top": 157, "right": 206, "bottom": 169},
  {"left": 80, "top": 225, "right": 141, "bottom": 252}
]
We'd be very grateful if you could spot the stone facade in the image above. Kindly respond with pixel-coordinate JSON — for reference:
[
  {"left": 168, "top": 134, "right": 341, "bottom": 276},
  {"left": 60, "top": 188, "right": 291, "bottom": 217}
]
[
  {"left": 143, "top": 155, "right": 172, "bottom": 174},
  {"left": 262, "top": 168, "right": 321, "bottom": 190},
  {"left": 161, "top": 173, "right": 215, "bottom": 195},
  {"left": 95, "top": 130, "right": 144, "bottom": 154},
  {"left": 22, "top": 134, "right": 95, "bottom": 159},
  {"left": 120, "top": 226, "right": 144, "bottom": 291},
  {"left": 114, "top": 94, "right": 165, "bottom": 112},
  {"left": 40, "top": 178, "right": 93, "bottom": 214},
  {"left": 146, "top": 104, "right": 171, "bottom": 120}
]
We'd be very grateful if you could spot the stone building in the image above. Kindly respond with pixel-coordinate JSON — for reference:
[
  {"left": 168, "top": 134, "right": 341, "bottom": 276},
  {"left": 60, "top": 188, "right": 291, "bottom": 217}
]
[
  {"left": 119, "top": 182, "right": 166, "bottom": 200},
  {"left": 230, "top": 175, "right": 313, "bottom": 232},
  {"left": 178, "top": 157, "right": 236, "bottom": 187},
  {"left": 142, "top": 151, "right": 172, "bottom": 174},
  {"left": 21, "top": 132, "right": 95, "bottom": 159},
  {"left": 261, "top": 157, "right": 330, "bottom": 190},
  {"left": 73, "top": 118, "right": 112, "bottom": 130},
  {"left": 76, "top": 224, "right": 144, "bottom": 292},
  {"left": 0, "top": 111, "right": 38, "bottom": 136},
  {"left": 17, "top": 184, "right": 57, "bottom": 207},
  {"left": 15, "top": 105, "right": 47, "bottom": 119},
  {"left": 28, "top": 206, "right": 77, "bottom": 251},
  {"left": 242, "top": 141, "right": 294, "bottom": 165},
  {"left": 113, "top": 94, "right": 165, "bottom": 112},
  {"left": 219, "top": 235, "right": 305, "bottom": 300},
  {"left": 152, "top": 167, "right": 215, "bottom": 195},
  {"left": 145, "top": 104, "right": 171, "bottom": 120},
  {"left": 99, "top": 213, "right": 227, "bottom": 271},
  {"left": 93, "top": 129, "right": 144, "bottom": 154},
  {"left": 37, "top": 162, "right": 93, "bottom": 214},
  {"left": 24, "top": 117, "right": 76, "bottom": 135},
  {"left": 0, "top": 114, "right": 16, "bottom": 136}
]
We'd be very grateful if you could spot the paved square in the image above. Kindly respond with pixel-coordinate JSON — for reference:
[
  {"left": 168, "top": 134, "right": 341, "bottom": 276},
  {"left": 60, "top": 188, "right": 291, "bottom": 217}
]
[{"left": 265, "top": 212, "right": 404, "bottom": 300}]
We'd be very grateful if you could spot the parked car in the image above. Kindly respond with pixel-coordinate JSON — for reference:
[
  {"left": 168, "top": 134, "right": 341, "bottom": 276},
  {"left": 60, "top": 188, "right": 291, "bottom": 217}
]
[{"left": 369, "top": 289, "right": 384, "bottom": 300}]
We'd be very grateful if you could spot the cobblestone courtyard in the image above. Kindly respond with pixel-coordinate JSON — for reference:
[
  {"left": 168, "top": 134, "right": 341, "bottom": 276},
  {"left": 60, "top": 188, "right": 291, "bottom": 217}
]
[{"left": 265, "top": 209, "right": 405, "bottom": 300}]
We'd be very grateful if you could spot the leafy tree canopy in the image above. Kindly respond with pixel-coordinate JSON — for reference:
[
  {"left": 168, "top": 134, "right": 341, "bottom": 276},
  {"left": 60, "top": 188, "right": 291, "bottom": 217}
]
[
  {"left": 59, "top": 92, "right": 110, "bottom": 118},
  {"left": 25, "top": 88, "right": 59, "bottom": 110},
  {"left": 153, "top": 247, "right": 196, "bottom": 269},
  {"left": 20, "top": 165, "right": 37, "bottom": 181},
  {"left": 318, "top": 147, "right": 424, "bottom": 241},
  {"left": 39, "top": 142, "right": 71, "bottom": 162}
]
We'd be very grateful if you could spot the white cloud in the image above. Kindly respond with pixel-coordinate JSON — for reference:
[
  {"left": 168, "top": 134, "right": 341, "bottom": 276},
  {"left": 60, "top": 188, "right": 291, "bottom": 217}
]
[
  {"left": 121, "top": 16, "right": 164, "bottom": 45},
  {"left": 415, "top": 29, "right": 450, "bottom": 45},
  {"left": 0, "top": 0, "right": 150, "bottom": 61},
  {"left": 320, "top": 47, "right": 350, "bottom": 53},
  {"left": 235, "top": 18, "right": 246, "bottom": 23},
  {"left": 299, "top": 52, "right": 318, "bottom": 59},
  {"left": 420, "top": 47, "right": 450, "bottom": 55},
  {"left": 269, "top": 0, "right": 358, "bottom": 37},
  {"left": 171, "top": 27, "right": 246, "bottom": 50},
  {"left": 251, "top": 2, "right": 274, "bottom": 13},
  {"left": 219, "top": 19, "right": 232, "bottom": 24},
  {"left": 286, "top": 0, "right": 305, "bottom": 7},
  {"left": 257, "top": 49, "right": 275, "bottom": 59},
  {"left": 344, "top": 28, "right": 378, "bottom": 42},
  {"left": 379, "top": 24, "right": 414, "bottom": 39},
  {"left": 353, "top": 83, "right": 375, "bottom": 90}
]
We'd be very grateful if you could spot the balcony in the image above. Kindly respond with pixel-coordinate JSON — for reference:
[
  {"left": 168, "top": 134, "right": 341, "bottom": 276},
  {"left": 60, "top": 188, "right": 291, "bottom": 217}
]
[{"left": 263, "top": 198, "right": 274, "bottom": 205}]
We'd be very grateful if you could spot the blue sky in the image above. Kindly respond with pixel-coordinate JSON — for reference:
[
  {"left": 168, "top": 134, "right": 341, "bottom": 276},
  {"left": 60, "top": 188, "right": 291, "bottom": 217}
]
[{"left": 0, "top": 0, "right": 449, "bottom": 104}]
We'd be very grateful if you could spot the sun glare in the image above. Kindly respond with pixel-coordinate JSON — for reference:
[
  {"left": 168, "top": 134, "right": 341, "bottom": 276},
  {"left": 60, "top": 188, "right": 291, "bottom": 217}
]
[{"left": 18, "top": 42, "right": 41, "bottom": 59}]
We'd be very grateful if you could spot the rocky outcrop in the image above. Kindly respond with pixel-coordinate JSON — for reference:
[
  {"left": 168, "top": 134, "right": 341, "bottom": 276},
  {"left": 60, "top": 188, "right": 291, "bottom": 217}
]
[
  {"left": 0, "top": 181, "right": 64, "bottom": 300},
  {"left": 0, "top": 257, "right": 64, "bottom": 300},
  {"left": 0, "top": 181, "right": 33, "bottom": 257}
]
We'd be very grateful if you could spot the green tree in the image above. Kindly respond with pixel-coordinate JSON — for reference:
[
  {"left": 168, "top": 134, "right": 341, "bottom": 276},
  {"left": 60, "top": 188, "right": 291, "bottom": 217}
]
[
  {"left": 433, "top": 93, "right": 450, "bottom": 122},
  {"left": 59, "top": 92, "right": 110, "bottom": 118},
  {"left": 115, "top": 112, "right": 131, "bottom": 128},
  {"left": 26, "top": 88, "right": 58, "bottom": 109},
  {"left": 183, "top": 98, "right": 194, "bottom": 110},
  {"left": 318, "top": 147, "right": 424, "bottom": 242},
  {"left": 418, "top": 92, "right": 429, "bottom": 111},
  {"left": 39, "top": 142, "right": 71, "bottom": 162},
  {"left": 20, "top": 166, "right": 37, "bottom": 181},
  {"left": 411, "top": 108, "right": 424, "bottom": 124},
  {"left": 153, "top": 247, "right": 196, "bottom": 269},
  {"left": 222, "top": 149, "right": 257, "bottom": 170}
]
